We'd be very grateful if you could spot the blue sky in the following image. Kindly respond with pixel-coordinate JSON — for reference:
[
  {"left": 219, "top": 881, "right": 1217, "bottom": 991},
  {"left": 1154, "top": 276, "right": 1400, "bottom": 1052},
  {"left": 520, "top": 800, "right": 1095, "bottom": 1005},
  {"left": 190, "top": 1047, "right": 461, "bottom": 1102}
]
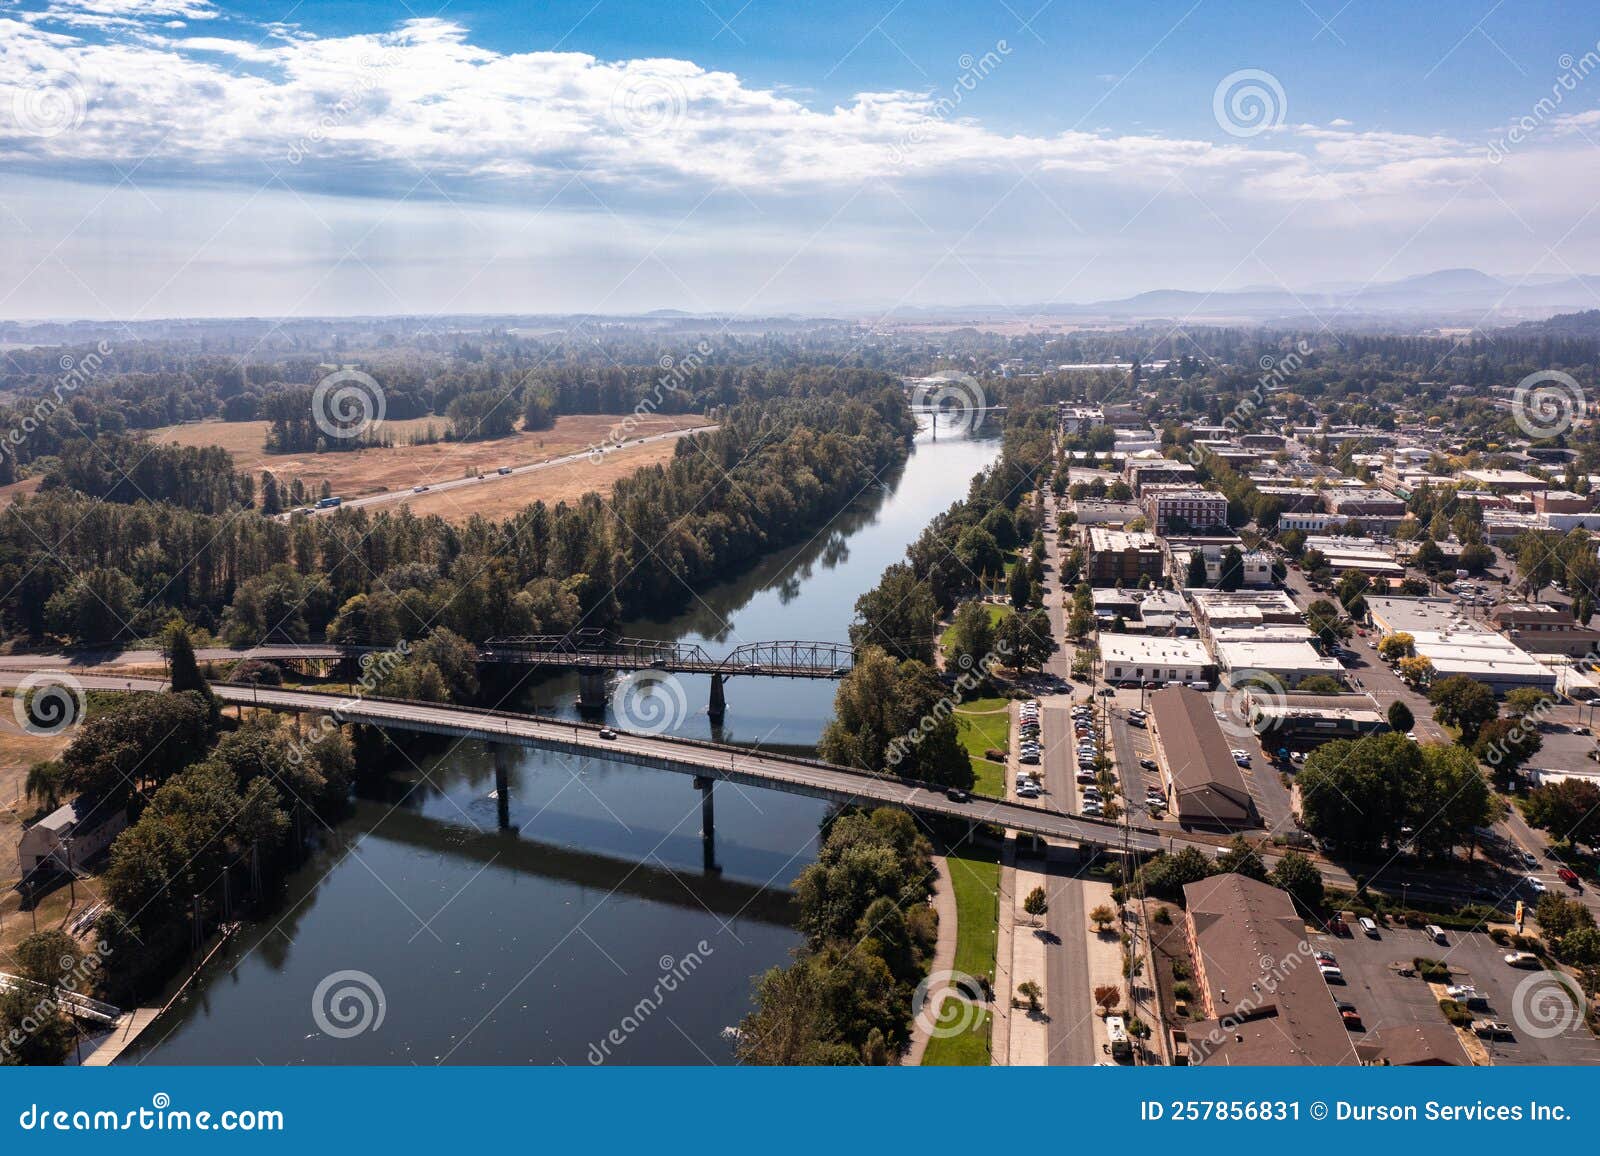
[{"left": 2, "top": 0, "right": 1599, "bottom": 318}]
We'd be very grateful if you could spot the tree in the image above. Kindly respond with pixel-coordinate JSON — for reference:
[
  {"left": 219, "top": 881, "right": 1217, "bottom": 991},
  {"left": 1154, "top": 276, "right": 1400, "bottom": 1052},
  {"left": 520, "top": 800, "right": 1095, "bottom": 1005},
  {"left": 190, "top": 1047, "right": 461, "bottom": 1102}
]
[
  {"left": 1093, "top": 984, "right": 1121, "bottom": 1014},
  {"left": 1459, "top": 542, "right": 1494, "bottom": 573},
  {"left": 1386, "top": 700, "right": 1414, "bottom": 734},
  {"left": 1299, "top": 734, "right": 1416, "bottom": 856},
  {"left": 1023, "top": 886, "right": 1048, "bottom": 925},
  {"left": 1008, "top": 561, "right": 1031, "bottom": 609},
  {"left": 850, "top": 564, "right": 937, "bottom": 665},
  {"left": 1214, "top": 836, "right": 1268, "bottom": 881},
  {"left": 1305, "top": 599, "right": 1348, "bottom": 649},
  {"left": 945, "top": 601, "right": 995, "bottom": 677},
  {"left": 1017, "top": 980, "right": 1042, "bottom": 1013},
  {"left": 1410, "top": 743, "right": 1497, "bottom": 859},
  {"left": 1524, "top": 779, "right": 1600, "bottom": 846},
  {"left": 1294, "top": 674, "right": 1344, "bottom": 694},
  {"left": 1270, "top": 851, "right": 1325, "bottom": 913},
  {"left": 1504, "top": 688, "right": 1553, "bottom": 718},
  {"left": 1089, "top": 904, "right": 1116, "bottom": 932},
  {"left": 1397, "top": 655, "right": 1435, "bottom": 686},
  {"left": 23, "top": 760, "right": 66, "bottom": 812},
  {"left": 1185, "top": 549, "right": 1208, "bottom": 588},
  {"left": 164, "top": 620, "right": 214, "bottom": 704},
  {"left": 1138, "top": 847, "right": 1217, "bottom": 901},
  {"left": 1412, "top": 537, "right": 1445, "bottom": 573},
  {"left": 1217, "top": 545, "right": 1245, "bottom": 592},
  {"left": 1429, "top": 675, "right": 1498, "bottom": 745},
  {"left": 259, "top": 470, "right": 282, "bottom": 516},
  {"left": 1377, "top": 632, "right": 1414, "bottom": 662},
  {"left": 1335, "top": 569, "right": 1370, "bottom": 616},
  {"left": 1472, "top": 716, "right": 1542, "bottom": 783}
]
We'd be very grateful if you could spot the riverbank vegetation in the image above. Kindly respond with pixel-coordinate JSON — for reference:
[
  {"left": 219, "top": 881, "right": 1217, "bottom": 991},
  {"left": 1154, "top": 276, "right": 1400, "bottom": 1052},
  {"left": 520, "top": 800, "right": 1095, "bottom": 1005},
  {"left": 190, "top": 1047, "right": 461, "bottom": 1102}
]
[{"left": 735, "top": 808, "right": 937, "bottom": 1064}]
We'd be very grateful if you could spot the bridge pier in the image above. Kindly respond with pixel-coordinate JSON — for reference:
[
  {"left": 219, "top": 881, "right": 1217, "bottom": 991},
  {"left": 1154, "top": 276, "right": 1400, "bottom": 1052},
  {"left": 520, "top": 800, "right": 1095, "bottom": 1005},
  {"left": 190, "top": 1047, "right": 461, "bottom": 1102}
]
[
  {"left": 707, "top": 673, "right": 726, "bottom": 723},
  {"left": 577, "top": 671, "right": 609, "bottom": 714},
  {"left": 694, "top": 776, "right": 720, "bottom": 874},
  {"left": 492, "top": 743, "right": 513, "bottom": 830}
]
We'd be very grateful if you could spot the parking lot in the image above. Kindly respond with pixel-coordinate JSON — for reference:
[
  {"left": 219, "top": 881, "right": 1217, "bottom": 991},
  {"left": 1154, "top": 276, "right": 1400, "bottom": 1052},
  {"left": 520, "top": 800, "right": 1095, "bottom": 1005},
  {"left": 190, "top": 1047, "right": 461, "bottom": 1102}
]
[{"left": 1307, "top": 923, "right": 1600, "bottom": 1066}]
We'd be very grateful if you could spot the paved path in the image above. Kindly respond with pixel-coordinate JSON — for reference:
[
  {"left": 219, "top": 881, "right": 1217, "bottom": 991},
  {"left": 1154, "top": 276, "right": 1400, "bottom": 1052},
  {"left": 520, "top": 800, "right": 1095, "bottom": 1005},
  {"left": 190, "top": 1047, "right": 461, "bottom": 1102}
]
[{"left": 906, "top": 853, "right": 960, "bottom": 1066}]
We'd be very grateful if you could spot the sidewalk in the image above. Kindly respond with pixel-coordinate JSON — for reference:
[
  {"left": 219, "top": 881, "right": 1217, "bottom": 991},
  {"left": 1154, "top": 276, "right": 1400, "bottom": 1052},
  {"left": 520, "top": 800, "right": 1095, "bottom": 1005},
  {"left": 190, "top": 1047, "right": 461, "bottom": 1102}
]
[
  {"left": 906, "top": 852, "right": 960, "bottom": 1066},
  {"left": 1006, "top": 854, "right": 1052, "bottom": 1064},
  {"left": 1081, "top": 878, "right": 1124, "bottom": 1061}
]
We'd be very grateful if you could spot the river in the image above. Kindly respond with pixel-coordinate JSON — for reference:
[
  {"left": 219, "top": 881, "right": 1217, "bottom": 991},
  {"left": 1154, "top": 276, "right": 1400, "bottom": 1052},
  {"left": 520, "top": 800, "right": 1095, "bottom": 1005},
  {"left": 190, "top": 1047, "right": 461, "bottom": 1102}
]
[{"left": 124, "top": 417, "right": 999, "bottom": 1065}]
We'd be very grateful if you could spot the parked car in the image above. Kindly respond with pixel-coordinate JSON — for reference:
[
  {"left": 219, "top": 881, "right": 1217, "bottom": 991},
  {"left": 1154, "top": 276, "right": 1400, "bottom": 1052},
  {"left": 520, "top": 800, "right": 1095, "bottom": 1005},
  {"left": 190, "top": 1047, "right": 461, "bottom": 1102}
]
[
  {"left": 1505, "top": 952, "right": 1541, "bottom": 968},
  {"left": 1318, "top": 965, "right": 1345, "bottom": 984},
  {"left": 1359, "top": 917, "right": 1380, "bottom": 938},
  {"left": 1139, "top": 758, "right": 1158, "bottom": 771},
  {"left": 1471, "top": 1020, "right": 1514, "bottom": 1040}
]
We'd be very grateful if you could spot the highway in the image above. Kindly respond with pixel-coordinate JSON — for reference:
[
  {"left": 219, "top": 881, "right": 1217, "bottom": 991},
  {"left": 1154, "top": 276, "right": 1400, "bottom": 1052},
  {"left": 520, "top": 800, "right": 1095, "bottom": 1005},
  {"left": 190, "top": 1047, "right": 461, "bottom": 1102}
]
[{"left": 286, "top": 423, "right": 718, "bottom": 519}]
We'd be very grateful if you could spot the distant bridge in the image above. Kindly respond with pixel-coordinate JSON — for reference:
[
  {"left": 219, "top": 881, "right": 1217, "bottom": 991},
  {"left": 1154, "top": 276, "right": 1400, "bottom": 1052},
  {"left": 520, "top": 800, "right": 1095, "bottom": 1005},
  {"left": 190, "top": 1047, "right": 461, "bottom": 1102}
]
[{"left": 479, "top": 631, "right": 852, "bottom": 715}]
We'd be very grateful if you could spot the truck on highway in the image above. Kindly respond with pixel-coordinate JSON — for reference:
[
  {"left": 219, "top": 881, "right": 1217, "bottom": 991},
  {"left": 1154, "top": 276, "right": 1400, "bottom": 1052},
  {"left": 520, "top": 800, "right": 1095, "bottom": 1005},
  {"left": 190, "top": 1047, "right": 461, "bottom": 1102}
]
[{"left": 315, "top": 496, "right": 343, "bottom": 509}]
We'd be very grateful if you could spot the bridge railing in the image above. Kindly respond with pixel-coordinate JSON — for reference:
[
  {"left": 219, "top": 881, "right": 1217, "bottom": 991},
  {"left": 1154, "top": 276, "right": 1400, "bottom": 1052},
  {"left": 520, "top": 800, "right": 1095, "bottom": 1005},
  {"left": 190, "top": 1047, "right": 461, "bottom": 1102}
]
[{"left": 215, "top": 683, "right": 1139, "bottom": 842}]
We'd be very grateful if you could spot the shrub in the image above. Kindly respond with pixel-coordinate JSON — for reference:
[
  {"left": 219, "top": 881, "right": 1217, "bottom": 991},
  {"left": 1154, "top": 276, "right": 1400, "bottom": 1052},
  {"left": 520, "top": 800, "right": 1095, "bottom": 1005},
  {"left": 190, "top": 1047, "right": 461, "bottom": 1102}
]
[
  {"left": 1439, "top": 999, "right": 1472, "bottom": 1027},
  {"left": 1153, "top": 906, "right": 1172, "bottom": 925},
  {"left": 1173, "top": 981, "right": 1192, "bottom": 1001}
]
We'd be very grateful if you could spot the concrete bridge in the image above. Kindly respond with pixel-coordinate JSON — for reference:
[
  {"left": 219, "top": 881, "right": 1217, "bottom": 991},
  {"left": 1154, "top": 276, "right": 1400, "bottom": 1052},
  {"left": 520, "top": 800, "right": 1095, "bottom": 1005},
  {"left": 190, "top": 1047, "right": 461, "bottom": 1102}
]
[{"left": 0, "top": 672, "right": 1183, "bottom": 864}]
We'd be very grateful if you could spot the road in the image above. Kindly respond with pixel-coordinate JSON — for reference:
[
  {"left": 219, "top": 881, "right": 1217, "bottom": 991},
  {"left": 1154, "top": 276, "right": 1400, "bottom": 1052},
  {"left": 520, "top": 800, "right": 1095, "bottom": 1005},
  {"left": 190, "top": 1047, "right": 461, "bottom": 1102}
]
[
  {"left": 0, "top": 671, "right": 1203, "bottom": 854},
  {"left": 284, "top": 423, "right": 718, "bottom": 518},
  {"left": 0, "top": 645, "right": 341, "bottom": 668}
]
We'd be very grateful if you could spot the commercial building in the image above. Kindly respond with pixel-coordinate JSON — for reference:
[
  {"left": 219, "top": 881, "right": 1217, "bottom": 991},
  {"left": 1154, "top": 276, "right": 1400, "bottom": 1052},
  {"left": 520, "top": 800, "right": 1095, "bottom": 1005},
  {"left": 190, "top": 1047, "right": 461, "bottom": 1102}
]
[
  {"left": 1059, "top": 405, "right": 1105, "bottom": 433},
  {"left": 1070, "top": 500, "right": 1143, "bottom": 528},
  {"left": 1124, "top": 458, "right": 1198, "bottom": 495},
  {"left": 1148, "top": 689, "right": 1254, "bottom": 827},
  {"left": 1186, "top": 588, "right": 1305, "bottom": 633},
  {"left": 1086, "top": 528, "right": 1164, "bottom": 587},
  {"left": 1212, "top": 640, "right": 1345, "bottom": 687},
  {"left": 1183, "top": 873, "right": 1359, "bottom": 1066},
  {"left": 1143, "top": 488, "right": 1230, "bottom": 534},
  {"left": 1302, "top": 535, "right": 1405, "bottom": 584},
  {"left": 1099, "top": 634, "right": 1212, "bottom": 686},
  {"left": 1460, "top": 468, "right": 1546, "bottom": 494},
  {"left": 1248, "top": 691, "right": 1389, "bottom": 745},
  {"left": 1491, "top": 604, "right": 1600, "bottom": 658},
  {"left": 1365, "top": 596, "right": 1557, "bottom": 693}
]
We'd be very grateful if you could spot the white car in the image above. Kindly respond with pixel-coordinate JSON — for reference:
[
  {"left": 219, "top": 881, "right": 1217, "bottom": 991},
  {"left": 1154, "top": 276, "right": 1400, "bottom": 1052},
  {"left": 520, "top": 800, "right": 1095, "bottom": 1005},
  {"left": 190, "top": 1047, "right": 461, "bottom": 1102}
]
[{"left": 1526, "top": 875, "right": 1547, "bottom": 894}]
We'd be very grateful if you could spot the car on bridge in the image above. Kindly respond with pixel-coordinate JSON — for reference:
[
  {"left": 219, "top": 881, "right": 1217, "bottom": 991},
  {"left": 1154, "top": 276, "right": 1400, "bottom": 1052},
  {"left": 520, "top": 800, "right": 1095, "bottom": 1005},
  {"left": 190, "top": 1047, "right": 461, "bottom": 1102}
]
[{"left": 598, "top": 728, "right": 618, "bottom": 740}]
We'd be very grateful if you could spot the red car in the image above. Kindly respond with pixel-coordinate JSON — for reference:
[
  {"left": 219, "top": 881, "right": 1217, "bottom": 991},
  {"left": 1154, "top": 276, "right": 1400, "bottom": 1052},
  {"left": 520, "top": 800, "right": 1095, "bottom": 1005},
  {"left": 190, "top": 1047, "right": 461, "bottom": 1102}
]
[{"left": 1558, "top": 867, "right": 1582, "bottom": 890}]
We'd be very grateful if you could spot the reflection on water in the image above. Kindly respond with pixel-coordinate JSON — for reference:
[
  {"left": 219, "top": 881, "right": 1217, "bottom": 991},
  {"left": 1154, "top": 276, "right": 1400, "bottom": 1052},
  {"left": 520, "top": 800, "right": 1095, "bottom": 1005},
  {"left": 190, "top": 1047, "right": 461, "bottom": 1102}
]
[{"left": 127, "top": 418, "right": 999, "bottom": 1065}]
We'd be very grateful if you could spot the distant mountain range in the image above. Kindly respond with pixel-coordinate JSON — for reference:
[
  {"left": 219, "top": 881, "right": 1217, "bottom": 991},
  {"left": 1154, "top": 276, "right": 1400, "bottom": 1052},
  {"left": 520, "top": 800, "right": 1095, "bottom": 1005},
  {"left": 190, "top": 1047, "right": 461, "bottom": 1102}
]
[{"left": 886, "top": 268, "right": 1600, "bottom": 327}]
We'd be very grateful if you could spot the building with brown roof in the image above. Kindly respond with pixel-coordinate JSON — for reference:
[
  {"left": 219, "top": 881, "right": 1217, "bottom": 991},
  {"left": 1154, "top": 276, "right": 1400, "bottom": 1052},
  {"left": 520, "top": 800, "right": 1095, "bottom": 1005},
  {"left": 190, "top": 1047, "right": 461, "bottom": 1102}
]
[
  {"left": 1147, "top": 688, "right": 1253, "bottom": 827},
  {"left": 1182, "top": 873, "right": 1359, "bottom": 1067}
]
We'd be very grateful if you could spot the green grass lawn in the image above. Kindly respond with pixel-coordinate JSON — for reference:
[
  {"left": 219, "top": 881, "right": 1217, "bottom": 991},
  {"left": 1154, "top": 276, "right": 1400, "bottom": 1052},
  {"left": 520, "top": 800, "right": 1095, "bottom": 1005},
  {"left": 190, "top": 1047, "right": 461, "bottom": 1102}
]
[
  {"left": 953, "top": 695, "right": 1010, "bottom": 797},
  {"left": 921, "top": 847, "right": 1001, "bottom": 1066},
  {"left": 939, "top": 601, "right": 1012, "bottom": 651},
  {"left": 921, "top": 1003, "right": 993, "bottom": 1066},
  {"left": 946, "top": 848, "right": 1000, "bottom": 983}
]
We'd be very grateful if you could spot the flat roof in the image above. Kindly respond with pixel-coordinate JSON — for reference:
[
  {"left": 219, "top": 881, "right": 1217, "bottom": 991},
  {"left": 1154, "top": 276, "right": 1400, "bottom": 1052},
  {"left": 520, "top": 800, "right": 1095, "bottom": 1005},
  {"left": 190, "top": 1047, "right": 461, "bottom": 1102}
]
[
  {"left": 1099, "top": 634, "right": 1210, "bottom": 665},
  {"left": 1213, "top": 640, "right": 1344, "bottom": 675}
]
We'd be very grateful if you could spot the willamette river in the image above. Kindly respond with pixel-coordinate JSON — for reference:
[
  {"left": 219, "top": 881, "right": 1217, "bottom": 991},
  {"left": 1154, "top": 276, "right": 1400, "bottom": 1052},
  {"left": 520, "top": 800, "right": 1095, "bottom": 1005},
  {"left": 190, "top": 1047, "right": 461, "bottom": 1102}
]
[{"left": 125, "top": 417, "right": 999, "bottom": 1065}]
